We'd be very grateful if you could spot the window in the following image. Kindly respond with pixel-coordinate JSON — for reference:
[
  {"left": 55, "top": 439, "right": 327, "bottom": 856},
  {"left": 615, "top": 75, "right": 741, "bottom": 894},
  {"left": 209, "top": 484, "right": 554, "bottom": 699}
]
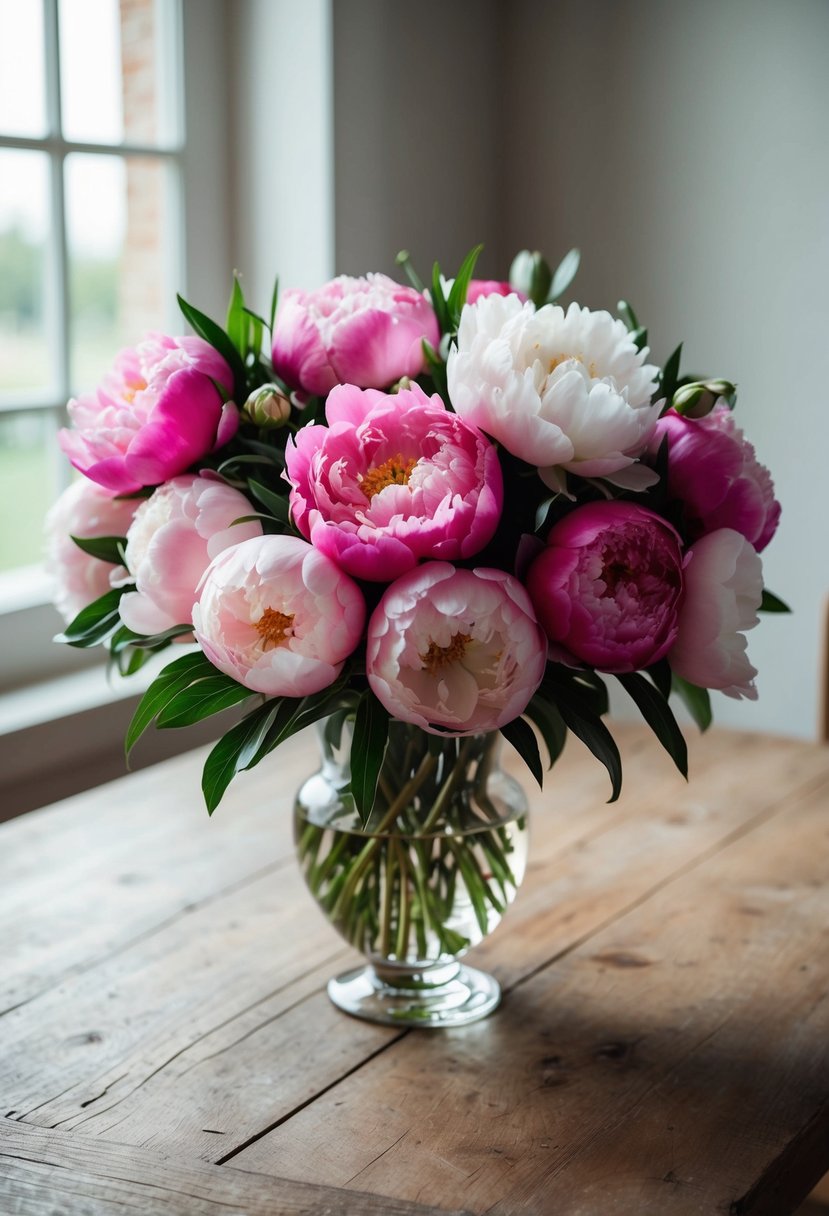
[{"left": 0, "top": 0, "right": 183, "bottom": 587}]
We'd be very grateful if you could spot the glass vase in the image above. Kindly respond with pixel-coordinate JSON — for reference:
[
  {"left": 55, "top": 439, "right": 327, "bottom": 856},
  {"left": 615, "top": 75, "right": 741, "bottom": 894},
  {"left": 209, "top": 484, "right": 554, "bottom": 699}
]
[{"left": 294, "top": 718, "right": 529, "bottom": 1028}]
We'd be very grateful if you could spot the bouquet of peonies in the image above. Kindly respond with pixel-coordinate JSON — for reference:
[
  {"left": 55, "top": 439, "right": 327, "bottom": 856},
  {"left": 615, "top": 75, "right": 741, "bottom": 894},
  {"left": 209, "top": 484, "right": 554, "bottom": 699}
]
[{"left": 49, "top": 246, "right": 785, "bottom": 818}]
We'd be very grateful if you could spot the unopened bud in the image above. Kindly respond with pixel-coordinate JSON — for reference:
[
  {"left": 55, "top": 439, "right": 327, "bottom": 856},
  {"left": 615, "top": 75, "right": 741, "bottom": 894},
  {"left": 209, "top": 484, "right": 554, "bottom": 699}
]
[
  {"left": 243, "top": 384, "right": 292, "bottom": 428},
  {"left": 509, "top": 249, "right": 551, "bottom": 308},
  {"left": 672, "top": 379, "right": 737, "bottom": 418}
]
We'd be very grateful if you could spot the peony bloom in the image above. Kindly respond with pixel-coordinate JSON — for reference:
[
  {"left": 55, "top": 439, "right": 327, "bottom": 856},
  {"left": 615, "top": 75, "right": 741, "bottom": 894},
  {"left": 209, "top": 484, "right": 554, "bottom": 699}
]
[
  {"left": 446, "top": 294, "right": 661, "bottom": 487},
  {"left": 271, "top": 273, "right": 439, "bottom": 395},
  {"left": 193, "top": 534, "right": 365, "bottom": 697},
  {"left": 285, "top": 382, "right": 503, "bottom": 582},
  {"left": 59, "top": 334, "right": 238, "bottom": 494},
  {"left": 465, "top": 280, "right": 526, "bottom": 305},
  {"left": 651, "top": 404, "right": 780, "bottom": 552},
  {"left": 526, "top": 501, "right": 685, "bottom": 672},
  {"left": 45, "top": 479, "right": 139, "bottom": 623},
  {"left": 118, "top": 475, "right": 262, "bottom": 636},
  {"left": 366, "top": 563, "right": 547, "bottom": 734},
  {"left": 669, "top": 528, "right": 762, "bottom": 699}
]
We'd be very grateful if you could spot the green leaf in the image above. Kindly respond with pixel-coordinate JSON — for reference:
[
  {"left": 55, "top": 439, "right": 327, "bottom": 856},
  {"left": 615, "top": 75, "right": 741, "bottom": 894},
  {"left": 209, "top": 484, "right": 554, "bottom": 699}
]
[
  {"left": 269, "top": 275, "right": 280, "bottom": 334},
  {"left": 430, "top": 261, "right": 451, "bottom": 335},
  {"left": 659, "top": 341, "right": 683, "bottom": 406},
  {"left": 547, "top": 680, "right": 622, "bottom": 801},
  {"left": 549, "top": 248, "right": 580, "bottom": 302},
  {"left": 248, "top": 479, "right": 290, "bottom": 524},
  {"left": 447, "top": 243, "right": 484, "bottom": 327},
  {"left": 70, "top": 534, "right": 126, "bottom": 565},
  {"left": 177, "top": 293, "right": 246, "bottom": 402},
  {"left": 524, "top": 692, "right": 568, "bottom": 769},
  {"left": 500, "top": 716, "right": 543, "bottom": 787},
  {"left": 616, "top": 672, "right": 688, "bottom": 779},
  {"left": 630, "top": 325, "right": 648, "bottom": 352},
  {"left": 57, "top": 586, "right": 128, "bottom": 648},
  {"left": 671, "top": 673, "right": 712, "bottom": 732},
  {"left": 395, "top": 249, "right": 426, "bottom": 293},
  {"left": 617, "top": 300, "right": 639, "bottom": 331},
  {"left": 125, "top": 651, "right": 217, "bottom": 756},
  {"left": 202, "top": 702, "right": 276, "bottom": 814},
  {"left": 350, "top": 691, "right": 390, "bottom": 824},
  {"left": 646, "top": 659, "right": 672, "bottom": 701},
  {"left": 225, "top": 274, "right": 247, "bottom": 359},
  {"left": 155, "top": 676, "right": 253, "bottom": 729},
  {"left": 760, "top": 589, "right": 791, "bottom": 613}
]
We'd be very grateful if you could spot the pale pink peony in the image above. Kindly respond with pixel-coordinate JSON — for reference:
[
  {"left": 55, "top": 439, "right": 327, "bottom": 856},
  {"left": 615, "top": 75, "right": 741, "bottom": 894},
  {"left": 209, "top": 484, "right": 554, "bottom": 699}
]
[
  {"left": 366, "top": 563, "right": 547, "bottom": 734},
  {"left": 650, "top": 405, "right": 780, "bottom": 552},
  {"left": 271, "top": 274, "right": 439, "bottom": 395},
  {"left": 59, "top": 334, "right": 239, "bottom": 494},
  {"left": 44, "top": 479, "right": 139, "bottom": 624},
  {"left": 526, "top": 501, "right": 685, "bottom": 672},
  {"left": 193, "top": 534, "right": 365, "bottom": 697},
  {"left": 447, "top": 294, "right": 661, "bottom": 487},
  {"left": 285, "top": 382, "right": 503, "bottom": 582},
  {"left": 669, "top": 528, "right": 762, "bottom": 699},
  {"left": 118, "top": 475, "right": 262, "bottom": 636}
]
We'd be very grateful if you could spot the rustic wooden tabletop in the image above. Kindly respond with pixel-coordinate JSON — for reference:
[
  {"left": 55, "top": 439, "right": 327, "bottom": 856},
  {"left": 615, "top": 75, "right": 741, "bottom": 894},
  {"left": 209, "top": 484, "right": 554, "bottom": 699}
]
[{"left": 2, "top": 722, "right": 828, "bottom": 1215}]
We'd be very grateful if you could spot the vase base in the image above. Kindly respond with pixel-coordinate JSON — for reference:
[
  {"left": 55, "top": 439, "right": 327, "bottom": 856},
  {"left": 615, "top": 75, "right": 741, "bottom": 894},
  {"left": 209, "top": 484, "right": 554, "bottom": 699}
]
[{"left": 327, "top": 961, "right": 501, "bottom": 1028}]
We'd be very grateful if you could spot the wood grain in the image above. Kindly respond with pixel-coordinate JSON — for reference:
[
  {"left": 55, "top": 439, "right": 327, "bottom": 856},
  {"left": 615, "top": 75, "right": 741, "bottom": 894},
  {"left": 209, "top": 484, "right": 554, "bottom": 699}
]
[
  {"left": 0, "top": 1121, "right": 467, "bottom": 1215},
  {"left": 234, "top": 774, "right": 829, "bottom": 1215}
]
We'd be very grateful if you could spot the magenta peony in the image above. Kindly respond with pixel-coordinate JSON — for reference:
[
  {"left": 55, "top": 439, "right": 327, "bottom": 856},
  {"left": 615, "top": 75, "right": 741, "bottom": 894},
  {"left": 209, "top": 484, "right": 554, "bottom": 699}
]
[
  {"left": 118, "top": 475, "right": 262, "bottom": 636},
  {"left": 59, "top": 334, "right": 238, "bottom": 495},
  {"left": 366, "top": 563, "right": 547, "bottom": 734},
  {"left": 651, "top": 404, "right": 780, "bottom": 552},
  {"left": 271, "top": 274, "right": 439, "bottom": 395},
  {"left": 526, "top": 501, "right": 685, "bottom": 672},
  {"left": 669, "top": 528, "right": 762, "bottom": 699},
  {"left": 45, "top": 479, "right": 139, "bottom": 623},
  {"left": 285, "top": 382, "right": 503, "bottom": 582},
  {"left": 193, "top": 534, "right": 365, "bottom": 697}
]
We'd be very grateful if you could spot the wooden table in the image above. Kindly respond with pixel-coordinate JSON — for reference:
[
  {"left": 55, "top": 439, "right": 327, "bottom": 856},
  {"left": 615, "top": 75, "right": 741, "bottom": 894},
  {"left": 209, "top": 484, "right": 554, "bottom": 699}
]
[{"left": 2, "top": 723, "right": 829, "bottom": 1215}]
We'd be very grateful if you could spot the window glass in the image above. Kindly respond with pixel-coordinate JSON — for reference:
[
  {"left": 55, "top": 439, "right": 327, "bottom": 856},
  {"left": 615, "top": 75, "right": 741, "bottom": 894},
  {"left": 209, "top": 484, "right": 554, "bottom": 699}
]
[
  {"left": 59, "top": 0, "right": 124, "bottom": 145},
  {"left": 0, "top": 0, "right": 47, "bottom": 137},
  {"left": 0, "top": 410, "right": 57, "bottom": 574},
  {"left": 0, "top": 150, "right": 54, "bottom": 397}
]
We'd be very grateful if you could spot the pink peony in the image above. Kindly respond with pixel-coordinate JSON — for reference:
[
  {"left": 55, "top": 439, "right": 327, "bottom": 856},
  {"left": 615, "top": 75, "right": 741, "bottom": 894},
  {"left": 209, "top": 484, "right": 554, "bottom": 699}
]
[
  {"left": 193, "top": 534, "right": 365, "bottom": 697},
  {"left": 669, "top": 528, "right": 762, "bottom": 699},
  {"left": 44, "top": 479, "right": 139, "bottom": 623},
  {"left": 285, "top": 382, "right": 503, "bottom": 582},
  {"left": 651, "top": 405, "right": 780, "bottom": 552},
  {"left": 59, "top": 334, "right": 239, "bottom": 494},
  {"left": 466, "top": 280, "right": 526, "bottom": 305},
  {"left": 271, "top": 274, "right": 440, "bottom": 395},
  {"left": 526, "top": 501, "right": 685, "bottom": 672},
  {"left": 366, "top": 563, "right": 547, "bottom": 734},
  {"left": 118, "top": 475, "right": 262, "bottom": 636}
]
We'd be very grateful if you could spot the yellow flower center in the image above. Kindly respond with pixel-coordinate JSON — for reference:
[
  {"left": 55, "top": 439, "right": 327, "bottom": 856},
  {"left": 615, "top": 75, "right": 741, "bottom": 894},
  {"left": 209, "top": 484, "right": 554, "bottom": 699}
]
[
  {"left": 255, "top": 607, "right": 295, "bottom": 650},
  {"left": 420, "top": 632, "right": 472, "bottom": 674},
  {"left": 360, "top": 454, "right": 417, "bottom": 500},
  {"left": 547, "top": 353, "right": 598, "bottom": 379},
  {"left": 122, "top": 376, "right": 148, "bottom": 405}
]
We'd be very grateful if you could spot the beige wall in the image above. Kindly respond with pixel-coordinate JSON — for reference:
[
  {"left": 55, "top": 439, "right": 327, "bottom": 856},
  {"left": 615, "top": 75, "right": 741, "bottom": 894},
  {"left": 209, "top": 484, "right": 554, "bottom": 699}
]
[{"left": 333, "top": 0, "right": 829, "bottom": 737}]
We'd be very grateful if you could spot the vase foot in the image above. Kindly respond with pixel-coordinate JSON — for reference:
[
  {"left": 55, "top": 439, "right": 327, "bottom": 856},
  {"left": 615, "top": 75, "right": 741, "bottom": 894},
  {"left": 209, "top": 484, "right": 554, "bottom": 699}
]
[{"left": 327, "top": 961, "right": 501, "bottom": 1028}]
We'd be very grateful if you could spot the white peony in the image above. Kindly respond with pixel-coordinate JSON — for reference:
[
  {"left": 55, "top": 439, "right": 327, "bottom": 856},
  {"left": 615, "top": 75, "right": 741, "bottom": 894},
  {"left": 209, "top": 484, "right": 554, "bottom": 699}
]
[{"left": 446, "top": 294, "right": 662, "bottom": 488}]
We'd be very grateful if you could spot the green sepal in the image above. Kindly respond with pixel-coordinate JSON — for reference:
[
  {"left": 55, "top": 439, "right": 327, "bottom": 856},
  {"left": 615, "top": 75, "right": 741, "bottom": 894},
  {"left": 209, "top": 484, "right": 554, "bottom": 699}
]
[
  {"left": 616, "top": 671, "right": 688, "bottom": 780},
  {"left": 671, "top": 673, "right": 712, "bottom": 732},
  {"left": 500, "top": 715, "right": 543, "bottom": 788}
]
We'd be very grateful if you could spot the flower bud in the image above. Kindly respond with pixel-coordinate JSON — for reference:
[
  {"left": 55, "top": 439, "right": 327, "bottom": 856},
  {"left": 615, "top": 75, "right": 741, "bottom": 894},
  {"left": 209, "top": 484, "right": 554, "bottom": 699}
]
[
  {"left": 243, "top": 384, "right": 292, "bottom": 428},
  {"left": 509, "top": 249, "right": 551, "bottom": 307},
  {"left": 672, "top": 379, "right": 737, "bottom": 418}
]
